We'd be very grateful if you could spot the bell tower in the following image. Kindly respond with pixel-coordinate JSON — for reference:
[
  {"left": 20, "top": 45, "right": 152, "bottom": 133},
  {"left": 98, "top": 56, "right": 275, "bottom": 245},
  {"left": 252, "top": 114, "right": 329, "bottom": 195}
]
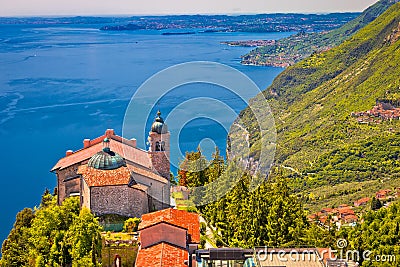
[{"left": 148, "top": 111, "right": 170, "bottom": 179}]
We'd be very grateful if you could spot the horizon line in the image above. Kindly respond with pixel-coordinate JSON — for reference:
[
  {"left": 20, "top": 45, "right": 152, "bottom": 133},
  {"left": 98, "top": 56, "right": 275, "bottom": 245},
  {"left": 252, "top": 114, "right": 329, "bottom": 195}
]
[{"left": 0, "top": 11, "right": 362, "bottom": 18}]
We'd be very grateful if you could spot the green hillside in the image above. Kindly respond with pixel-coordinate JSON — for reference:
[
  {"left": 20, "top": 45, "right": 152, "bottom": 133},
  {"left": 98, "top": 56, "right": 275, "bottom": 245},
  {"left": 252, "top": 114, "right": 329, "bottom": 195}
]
[
  {"left": 242, "top": 0, "right": 400, "bottom": 66},
  {"left": 236, "top": 3, "right": 400, "bottom": 190}
]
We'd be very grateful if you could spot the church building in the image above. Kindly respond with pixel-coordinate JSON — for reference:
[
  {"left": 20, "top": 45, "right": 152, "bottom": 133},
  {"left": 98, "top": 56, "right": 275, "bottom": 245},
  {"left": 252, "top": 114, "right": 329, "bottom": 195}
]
[{"left": 51, "top": 111, "right": 171, "bottom": 218}]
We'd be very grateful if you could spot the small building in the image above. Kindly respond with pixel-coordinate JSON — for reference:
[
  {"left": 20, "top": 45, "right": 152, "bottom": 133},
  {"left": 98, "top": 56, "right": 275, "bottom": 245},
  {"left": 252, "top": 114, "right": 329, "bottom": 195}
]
[
  {"left": 354, "top": 197, "right": 371, "bottom": 207},
  {"left": 376, "top": 189, "right": 392, "bottom": 200},
  {"left": 135, "top": 208, "right": 200, "bottom": 267},
  {"left": 343, "top": 214, "right": 358, "bottom": 224}
]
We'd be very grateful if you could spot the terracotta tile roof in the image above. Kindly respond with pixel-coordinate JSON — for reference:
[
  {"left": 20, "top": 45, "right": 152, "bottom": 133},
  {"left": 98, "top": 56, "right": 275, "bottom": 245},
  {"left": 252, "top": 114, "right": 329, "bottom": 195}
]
[
  {"left": 337, "top": 207, "right": 355, "bottom": 215},
  {"left": 354, "top": 197, "right": 371, "bottom": 206},
  {"left": 319, "top": 216, "right": 328, "bottom": 224},
  {"left": 135, "top": 242, "right": 188, "bottom": 267},
  {"left": 308, "top": 214, "right": 317, "bottom": 220},
  {"left": 376, "top": 189, "right": 391, "bottom": 197},
  {"left": 343, "top": 214, "right": 358, "bottom": 223},
  {"left": 343, "top": 214, "right": 358, "bottom": 220},
  {"left": 321, "top": 208, "right": 334, "bottom": 214},
  {"left": 139, "top": 208, "right": 200, "bottom": 243},
  {"left": 51, "top": 131, "right": 152, "bottom": 171},
  {"left": 78, "top": 165, "right": 134, "bottom": 187}
]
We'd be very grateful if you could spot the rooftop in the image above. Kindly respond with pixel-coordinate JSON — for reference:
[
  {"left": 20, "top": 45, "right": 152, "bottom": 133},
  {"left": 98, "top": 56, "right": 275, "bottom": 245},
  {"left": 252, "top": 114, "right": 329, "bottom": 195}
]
[
  {"left": 51, "top": 129, "right": 152, "bottom": 172},
  {"left": 135, "top": 242, "right": 187, "bottom": 267},
  {"left": 77, "top": 165, "right": 146, "bottom": 191},
  {"left": 151, "top": 111, "right": 168, "bottom": 134},
  {"left": 87, "top": 139, "right": 126, "bottom": 170},
  {"left": 139, "top": 208, "right": 200, "bottom": 243}
]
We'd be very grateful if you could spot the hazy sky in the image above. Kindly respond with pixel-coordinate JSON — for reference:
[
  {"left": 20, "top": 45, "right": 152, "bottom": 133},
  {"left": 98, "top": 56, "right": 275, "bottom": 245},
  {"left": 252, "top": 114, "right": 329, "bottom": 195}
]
[{"left": 0, "top": 0, "right": 379, "bottom": 17}]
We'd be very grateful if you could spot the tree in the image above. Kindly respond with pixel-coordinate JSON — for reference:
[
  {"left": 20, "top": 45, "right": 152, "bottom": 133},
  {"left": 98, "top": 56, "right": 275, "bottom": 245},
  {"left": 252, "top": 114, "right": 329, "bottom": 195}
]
[
  {"left": 1, "top": 208, "right": 35, "bottom": 267},
  {"left": 40, "top": 188, "right": 53, "bottom": 208},
  {"left": 65, "top": 208, "right": 102, "bottom": 266},
  {"left": 371, "top": 196, "right": 382, "bottom": 210},
  {"left": 338, "top": 201, "right": 400, "bottom": 266},
  {"left": 123, "top": 218, "right": 141, "bottom": 233},
  {"left": 169, "top": 172, "right": 177, "bottom": 186},
  {"left": 3, "top": 193, "right": 103, "bottom": 267},
  {"left": 28, "top": 196, "right": 79, "bottom": 266},
  {"left": 178, "top": 148, "right": 209, "bottom": 188}
]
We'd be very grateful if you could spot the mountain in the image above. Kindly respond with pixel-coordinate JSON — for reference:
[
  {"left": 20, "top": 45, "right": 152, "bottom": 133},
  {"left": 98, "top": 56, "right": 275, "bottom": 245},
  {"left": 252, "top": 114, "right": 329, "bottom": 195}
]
[
  {"left": 241, "top": 0, "right": 400, "bottom": 66},
  {"left": 235, "top": 3, "right": 400, "bottom": 190}
]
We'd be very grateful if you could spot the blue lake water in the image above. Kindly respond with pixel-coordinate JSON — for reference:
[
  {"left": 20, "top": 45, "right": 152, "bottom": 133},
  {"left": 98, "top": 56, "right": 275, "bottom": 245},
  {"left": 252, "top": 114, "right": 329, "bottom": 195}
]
[{"left": 0, "top": 23, "right": 291, "bottom": 245}]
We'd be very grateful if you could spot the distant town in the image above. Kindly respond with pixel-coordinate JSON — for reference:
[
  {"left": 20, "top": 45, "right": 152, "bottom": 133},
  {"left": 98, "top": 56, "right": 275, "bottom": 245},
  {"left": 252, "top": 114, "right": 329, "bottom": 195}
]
[
  {"left": 309, "top": 188, "right": 400, "bottom": 229},
  {"left": 352, "top": 101, "right": 400, "bottom": 124},
  {"left": 0, "top": 13, "right": 359, "bottom": 33},
  {"left": 98, "top": 13, "right": 359, "bottom": 32}
]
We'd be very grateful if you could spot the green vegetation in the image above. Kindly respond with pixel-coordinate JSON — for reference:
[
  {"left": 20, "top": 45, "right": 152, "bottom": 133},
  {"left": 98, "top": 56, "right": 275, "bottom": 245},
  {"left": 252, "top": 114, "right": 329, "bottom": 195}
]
[
  {"left": 242, "top": 0, "right": 399, "bottom": 66},
  {"left": 178, "top": 149, "right": 318, "bottom": 248},
  {"left": 1, "top": 193, "right": 102, "bottom": 267},
  {"left": 302, "top": 177, "right": 400, "bottom": 213},
  {"left": 236, "top": 3, "right": 400, "bottom": 196},
  {"left": 200, "top": 174, "right": 311, "bottom": 248},
  {"left": 338, "top": 201, "right": 400, "bottom": 266},
  {"left": 122, "top": 218, "right": 140, "bottom": 233},
  {"left": 178, "top": 147, "right": 225, "bottom": 188}
]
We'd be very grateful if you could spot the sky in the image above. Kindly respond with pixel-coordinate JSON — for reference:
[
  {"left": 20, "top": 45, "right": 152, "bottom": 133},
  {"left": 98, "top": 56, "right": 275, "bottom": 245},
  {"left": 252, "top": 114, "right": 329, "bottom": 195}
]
[{"left": 0, "top": 0, "right": 379, "bottom": 17}]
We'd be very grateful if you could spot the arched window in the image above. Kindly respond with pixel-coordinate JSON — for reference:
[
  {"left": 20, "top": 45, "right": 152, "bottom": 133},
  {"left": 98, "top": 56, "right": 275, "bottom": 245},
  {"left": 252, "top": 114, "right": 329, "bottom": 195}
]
[
  {"left": 155, "top": 141, "right": 161, "bottom": 151},
  {"left": 161, "top": 141, "right": 166, "bottom": 151}
]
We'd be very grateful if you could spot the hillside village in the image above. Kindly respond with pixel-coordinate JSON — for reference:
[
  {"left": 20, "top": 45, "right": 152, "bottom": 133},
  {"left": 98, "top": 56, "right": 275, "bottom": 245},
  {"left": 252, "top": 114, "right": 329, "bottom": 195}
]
[
  {"left": 309, "top": 188, "right": 400, "bottom": 229},
  {"left": 352, "top": 101, "right": 400, "bottom": 124}
]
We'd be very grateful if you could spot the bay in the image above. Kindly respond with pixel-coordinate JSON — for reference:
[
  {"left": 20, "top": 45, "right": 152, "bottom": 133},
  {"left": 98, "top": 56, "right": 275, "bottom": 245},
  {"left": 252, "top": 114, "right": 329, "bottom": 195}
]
[{"left": 0, "top": 23, "right": 291, "bottom": 244}]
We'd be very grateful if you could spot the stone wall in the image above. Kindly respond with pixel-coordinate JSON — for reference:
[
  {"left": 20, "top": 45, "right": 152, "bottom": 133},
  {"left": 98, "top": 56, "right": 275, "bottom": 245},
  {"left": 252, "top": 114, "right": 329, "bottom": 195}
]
[
  {"left": 133, "top": 172, "right": 170, "bottom": 209},
  {"left": 56, "top": 163, "right": 82, "bottom": 205},
  {"left": 148, "top": 132, "right": 170, "bottom": 179},
  {"left": 90, "top": 185, "right": 148, "bottom": 218}
]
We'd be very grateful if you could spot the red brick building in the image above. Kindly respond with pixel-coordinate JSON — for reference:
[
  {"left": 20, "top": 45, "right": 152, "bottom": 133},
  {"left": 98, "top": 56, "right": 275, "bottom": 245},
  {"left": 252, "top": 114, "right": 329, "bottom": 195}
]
[{"left": 51, "top": 111, "right": 171, "bottom": 218}]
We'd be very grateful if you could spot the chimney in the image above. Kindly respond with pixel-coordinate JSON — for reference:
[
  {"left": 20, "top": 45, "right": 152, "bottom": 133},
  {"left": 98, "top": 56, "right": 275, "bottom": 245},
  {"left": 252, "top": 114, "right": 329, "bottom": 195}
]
[
  {"left": 83, "top": 139, "right": 91, "bottom": 148},
  {"left": 130, "top": 138, "right": 137, "bottom": 147},
  {"left": 66, "top": 150, "right": 73, "bottom": 156},
  {"left": 105, "top": 129, "right": 115, "bottom": 137}
]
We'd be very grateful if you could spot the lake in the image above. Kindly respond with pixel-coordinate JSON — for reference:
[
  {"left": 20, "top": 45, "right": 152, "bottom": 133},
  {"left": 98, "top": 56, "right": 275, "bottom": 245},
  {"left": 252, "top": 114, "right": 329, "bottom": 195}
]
[{"left": 0, "top": 22, "right": 291, "bottom": 244}]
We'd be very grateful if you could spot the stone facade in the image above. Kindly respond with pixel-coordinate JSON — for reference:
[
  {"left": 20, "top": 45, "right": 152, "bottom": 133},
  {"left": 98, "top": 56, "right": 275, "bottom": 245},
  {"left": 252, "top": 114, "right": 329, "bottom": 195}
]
[
  {"left": 52, "top": 114, "right": 171, "bottom": 218},
  {"left": 86, "top": 185, "right": 149, "bottom": 218},
  {"left": 56, "top": 163, "right": 84, "bottom": 205},
  {"left": 133, "top": 172, "right": 170, "bottom": 210},
  {"left": 148, "top": 131, "right": 170, "bottom": 179}
]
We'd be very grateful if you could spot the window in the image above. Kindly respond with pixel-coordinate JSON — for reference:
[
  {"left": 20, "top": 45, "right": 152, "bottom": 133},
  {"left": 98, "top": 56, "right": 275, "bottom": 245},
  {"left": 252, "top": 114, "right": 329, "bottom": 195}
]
[
  {"left": 155, "top": 141, "right": 161, "bottom": 151},
  {"left": 161, "top": 141, "right": 166, "bottom": 151}
]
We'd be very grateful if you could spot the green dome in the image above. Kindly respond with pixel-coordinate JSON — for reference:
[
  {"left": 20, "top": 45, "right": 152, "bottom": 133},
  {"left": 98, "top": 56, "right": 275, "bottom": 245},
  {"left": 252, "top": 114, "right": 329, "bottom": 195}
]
[
  {"left": 88, "top": 146, "right": 126, "bottom": 170},
  {"left": 151, "top": 111, "right": 168, "bottom": 134}
]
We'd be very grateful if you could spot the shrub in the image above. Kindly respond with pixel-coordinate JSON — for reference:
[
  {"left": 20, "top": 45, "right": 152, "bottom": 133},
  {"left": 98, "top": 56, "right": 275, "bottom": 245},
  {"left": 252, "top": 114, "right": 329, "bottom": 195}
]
[
  {"left": 123, "top": 218, "right": 141, "bottom": 233},
  {"left": 200, "top": 222, "right": 207, "bottom": 234}
]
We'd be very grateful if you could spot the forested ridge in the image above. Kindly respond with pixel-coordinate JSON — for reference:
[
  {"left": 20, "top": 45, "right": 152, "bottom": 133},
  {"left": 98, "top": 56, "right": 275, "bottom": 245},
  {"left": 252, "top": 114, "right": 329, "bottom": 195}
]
[{"left": 236, "top": 3, "right": 400, "bottom": 190}]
